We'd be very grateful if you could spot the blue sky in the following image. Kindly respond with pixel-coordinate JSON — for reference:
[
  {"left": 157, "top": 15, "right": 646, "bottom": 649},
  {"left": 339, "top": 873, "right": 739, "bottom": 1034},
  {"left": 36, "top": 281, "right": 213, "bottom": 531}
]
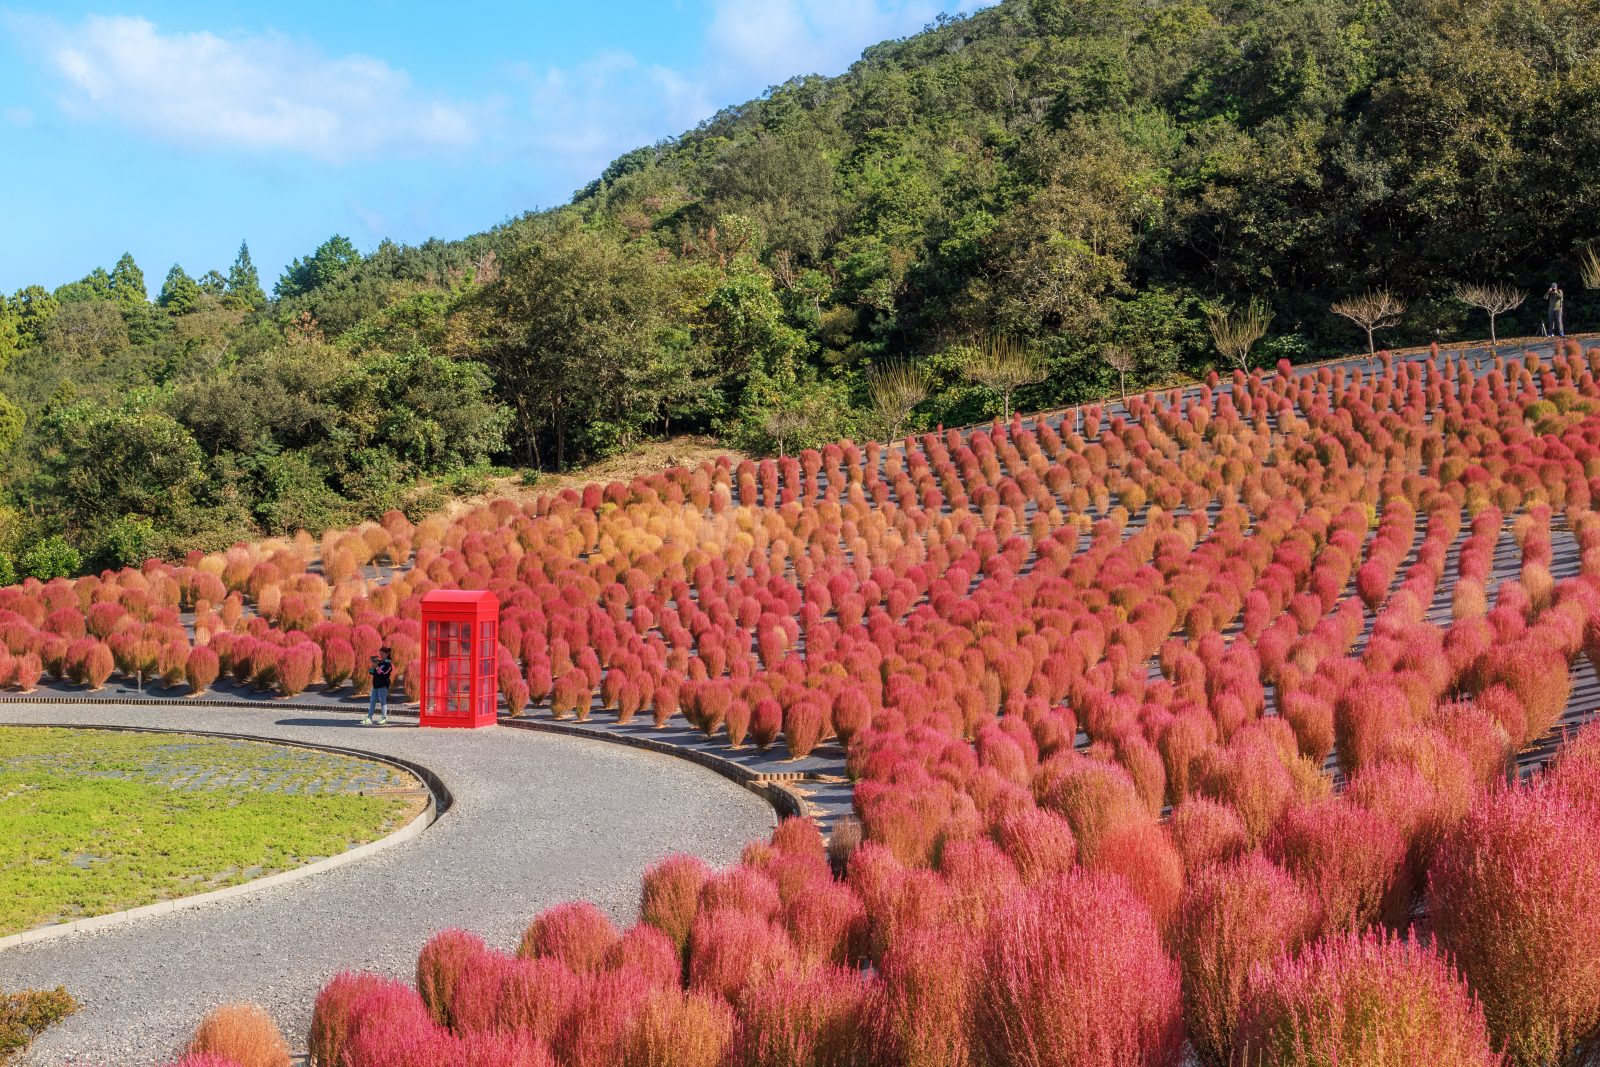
[{"left": 0, "top": 0, "right": 989, "bottom": 295}]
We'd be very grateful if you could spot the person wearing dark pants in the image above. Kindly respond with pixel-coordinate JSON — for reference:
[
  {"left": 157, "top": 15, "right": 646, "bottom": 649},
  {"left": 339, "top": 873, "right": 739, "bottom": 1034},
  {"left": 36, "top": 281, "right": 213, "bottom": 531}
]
[
  {"left": 364, "top": 647, "right": 393, "bottom": 725},
  {"left": 1547, "top": 282, "right": 1566, "bottom": 338}
]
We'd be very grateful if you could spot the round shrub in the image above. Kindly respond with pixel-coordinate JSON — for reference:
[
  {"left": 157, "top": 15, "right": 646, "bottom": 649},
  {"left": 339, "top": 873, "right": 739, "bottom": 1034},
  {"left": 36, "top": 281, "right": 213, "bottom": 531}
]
[
  {"left": 1263, "top": 799, "right": 1411, "bottom": 934},
  {"left": 973, "top": 869, "right": 1183, "bottom": 1067},
  {"left": 183, "top": 1002, "right": 291, "bottom": 1067},
  {"left": 1428, "top": 784, "right": 1600, "bottom": 1066},
  {"left": 1173, "top": 852, "right": 1320, "bottom": 1065},
  {"left": 640, "top": 854, "right": 710, "bottom": 951},
  {"left": 518, "top": 902, "right": 621, "bottom": 974},
  {"left": 1235, "top": 931, "right": 1499, "bottom": 1067}
]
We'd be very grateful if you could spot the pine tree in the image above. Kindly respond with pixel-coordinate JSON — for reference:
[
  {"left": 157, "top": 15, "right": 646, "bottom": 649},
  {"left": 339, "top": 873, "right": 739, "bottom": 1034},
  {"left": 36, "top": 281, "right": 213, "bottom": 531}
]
[
  {"left": 158, "top": 264, "right": 202, "bottom": 313},
  {"left": 225, "top": 240, "right": 266, "bottom": 310},
  {"left": 108, "top": 253, "right": 147, "bottom": 305}
]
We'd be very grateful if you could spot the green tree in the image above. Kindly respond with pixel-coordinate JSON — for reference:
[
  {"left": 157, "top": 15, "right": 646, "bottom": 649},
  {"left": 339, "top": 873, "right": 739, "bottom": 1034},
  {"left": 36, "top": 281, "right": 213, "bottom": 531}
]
[
  {"left": 33, "top": 402, "right": 207, "bottom": 537},
  {"left": 158, "top": 264, "right": 203, "bottom": 313},
  {"left": 276, "top": 235, "right": 362, "bottom": 300},
  {"left": 17, "top": 536, "right": 81, "bottom": 580},
  {"left": 108, "top": 253, "right": 148, "bottom": 305},
  {"left": 449, "top": 222, "right": 679, "bottom": 469},
  {"left": 226, "top": 240, "right": 267, "bottom": 310}
]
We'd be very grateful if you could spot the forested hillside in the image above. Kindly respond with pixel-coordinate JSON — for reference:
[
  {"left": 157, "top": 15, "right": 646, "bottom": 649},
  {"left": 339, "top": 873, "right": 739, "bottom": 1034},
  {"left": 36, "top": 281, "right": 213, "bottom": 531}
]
[{"left": 2, "top": 0, "right": 1597, "bottom": 576}]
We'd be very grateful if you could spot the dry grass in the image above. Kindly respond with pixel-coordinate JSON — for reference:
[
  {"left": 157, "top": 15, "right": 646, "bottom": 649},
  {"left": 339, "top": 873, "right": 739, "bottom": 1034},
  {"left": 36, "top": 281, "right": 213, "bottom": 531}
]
[{"left": 439, "top": 437, "right": 752, "bottom": 522}]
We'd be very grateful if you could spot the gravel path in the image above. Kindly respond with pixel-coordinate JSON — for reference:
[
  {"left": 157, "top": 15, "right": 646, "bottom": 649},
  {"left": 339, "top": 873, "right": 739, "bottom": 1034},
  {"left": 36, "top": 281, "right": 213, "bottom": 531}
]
[{"left": 0, "top": 703, "right": 775, "bottom": 1065}]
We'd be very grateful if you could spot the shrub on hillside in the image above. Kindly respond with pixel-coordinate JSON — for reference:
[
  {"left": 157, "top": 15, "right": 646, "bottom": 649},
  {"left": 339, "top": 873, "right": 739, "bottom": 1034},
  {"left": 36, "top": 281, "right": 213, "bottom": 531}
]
[
  {"left": 973, "top": 870, "right": 1183, "bottom": 1067},
  {"left": 1234, "top": 931, "right": 1499, "bottom": 1067},
  {"left": 640, "top": 854, "right": 710, "bottom": 951},
  {"left": 1429, "top": 784, "right": 1600, "bottom": 1066},
  {"left": 416, "top": 928, "right": 489, "bottom": 1028},
  {"left": 1173, "top": 853, "right": 1320, "bottom": 1065},
  {"left": 732, "top": 965, "right": 875, "bottom": 1067},
  {"left": 1263, "top": 800, "right": 1411, "bottom": 934}
]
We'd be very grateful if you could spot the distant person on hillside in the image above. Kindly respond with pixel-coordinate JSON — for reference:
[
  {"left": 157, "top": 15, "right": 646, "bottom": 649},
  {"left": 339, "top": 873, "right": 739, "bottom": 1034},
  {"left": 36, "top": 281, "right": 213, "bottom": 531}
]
[
  {"left": 364, "top": 647, "right": 393, "bottom": 725},
  {"left": 1547, "top": 282, "right": 1566, "bottom": 338}
]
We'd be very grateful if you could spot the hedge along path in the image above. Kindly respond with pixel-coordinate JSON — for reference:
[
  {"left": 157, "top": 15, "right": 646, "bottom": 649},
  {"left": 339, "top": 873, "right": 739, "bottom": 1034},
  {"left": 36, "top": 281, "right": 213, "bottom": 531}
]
[{"left": 0, "top": 701, "right": 775, "bottom": 1065}]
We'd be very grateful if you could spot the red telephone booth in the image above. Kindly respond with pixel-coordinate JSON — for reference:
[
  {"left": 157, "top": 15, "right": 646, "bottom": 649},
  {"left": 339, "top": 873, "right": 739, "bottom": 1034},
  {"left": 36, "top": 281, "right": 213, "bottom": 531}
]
[{"left": 420, "top": 590, "right": 500, "bottom": 729}]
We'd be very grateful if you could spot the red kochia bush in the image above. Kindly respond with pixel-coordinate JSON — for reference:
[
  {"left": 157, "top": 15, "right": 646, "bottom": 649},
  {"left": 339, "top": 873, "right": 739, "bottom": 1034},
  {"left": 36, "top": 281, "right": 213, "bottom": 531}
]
[
  {"left": 688, "top": 908, "right": 798, "bottom": 1003},
  {"left": 416, "top": 928, "right": 489, "bottom": 1028},
  {"left": 1264, "top": 799, "right": 1411, "bottom": 934},
  {"left": 1173, "top": 852, "right": 1321, "bottom": 1065},
  {"left": 990, "top": 807, "right": 1077, "bottom": 887},
  {"left": 1235, "top": 931, "right": 1499, "bottom": 1067},
  {"left": 640, "top": 854, "right": 710, "bottom": 951},
  {"left": 1429, "top": 784, "right": 1600, "bottom": 1066},
  {"left": 276, "top": 642, "right": 317, "bottom": 696},
  {"left": 1168, "top": 798, "right": 1250, "bottom": 873},
  {"left": 620, "top": 988, "right": 735, "bottom": 1067},
  {"left": 185, "top": 645, "right": 220, "bottom": 695},
  {"left": 84, "top": 641, "right": 115, "bottom": 689},
  {"left": 309, "top": 972, "right": 407, "bottom": 1067},
  {"left": 518, "top": 902, "right": 621, "bottom": 974},
  {"left": 183, "top": 1002, "right": 291, "bottom": 1067},
  {"left": 733, "top": 965, "right": 875, "bottom": 1067},
  {"left": 875, "top": 922, "right": 977, "bottom": 1067},
  {"left": 974, "top": 870, "right": 1183, "bottom": 1067}
]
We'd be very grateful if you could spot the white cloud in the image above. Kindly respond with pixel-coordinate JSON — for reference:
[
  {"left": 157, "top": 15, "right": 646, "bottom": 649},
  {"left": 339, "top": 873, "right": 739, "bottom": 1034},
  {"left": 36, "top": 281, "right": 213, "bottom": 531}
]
[
  {"left": 18, "top": 14, "right": 479, "bottom": 162},
  {"left": 704, "top": 0, "right": 947, "bottom": 85},
  {"left": 2, "top": 106, "right": 35, "bottom": 127},
  {"left": 503, "top": 51, "right": 715, "bottom": 198},
  {"left": 512, "top": 0, "right": 994, "bottom": 194}
]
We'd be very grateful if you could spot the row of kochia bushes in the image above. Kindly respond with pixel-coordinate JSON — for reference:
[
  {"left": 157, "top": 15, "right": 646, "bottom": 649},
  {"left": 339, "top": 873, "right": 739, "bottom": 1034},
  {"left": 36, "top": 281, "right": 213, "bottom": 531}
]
[
  {"left": 9, "top": 343, "right": 1600, "bottom": 1064},
  {"left": 161, "top": 732, "right": 1600, "bottom": 1067}
]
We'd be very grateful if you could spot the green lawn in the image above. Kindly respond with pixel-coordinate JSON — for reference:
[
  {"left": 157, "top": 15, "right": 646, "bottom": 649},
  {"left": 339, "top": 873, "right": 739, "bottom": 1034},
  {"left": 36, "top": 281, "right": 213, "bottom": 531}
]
[{"left": 0, "top": 727, "right": 424, "bottom": 936}]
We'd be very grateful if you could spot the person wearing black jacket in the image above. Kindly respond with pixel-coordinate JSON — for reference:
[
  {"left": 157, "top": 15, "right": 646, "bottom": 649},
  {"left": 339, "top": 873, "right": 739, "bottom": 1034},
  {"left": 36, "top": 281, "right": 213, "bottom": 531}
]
[{"left": 363, "top": 647, "right": 393, "bottom": 725}]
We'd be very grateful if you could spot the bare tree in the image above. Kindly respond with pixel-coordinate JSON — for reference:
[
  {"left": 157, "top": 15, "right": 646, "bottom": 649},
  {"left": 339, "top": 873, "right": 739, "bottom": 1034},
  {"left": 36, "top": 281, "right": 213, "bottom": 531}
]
[
  {"left": 763, "top": 407, "right": 809, "bottom": 459},
  {"left": 1102, "top": 344, "right": 1137, "bottom": 402},
  {"left": 1207, "top": 299, "right": 1274, "bottom": 372},
  {"left": 1582, "top": 246, "right": 1600, "bottom": 291},
  {"left": 867, "top": 360, "right": 931, "bottom": 445},
  {"left": 1453, "top": 283, "right": 1527, "bottom": 346},
  {"left": 1331, "top": 289, "right": 1406, "bottom": 357},
  {"left": 965, "top": 335, "right": 1047, "bottom": 419}
]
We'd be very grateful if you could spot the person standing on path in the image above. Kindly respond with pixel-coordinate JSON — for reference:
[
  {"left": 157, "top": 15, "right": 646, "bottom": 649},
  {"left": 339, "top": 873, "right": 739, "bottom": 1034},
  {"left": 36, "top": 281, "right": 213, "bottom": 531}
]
[
  {"left": 1547, "top": 282, "right": 1566, "bottom": 337},
  {"left": 364, "top": 647, "right": 393, "bottom": 725}
]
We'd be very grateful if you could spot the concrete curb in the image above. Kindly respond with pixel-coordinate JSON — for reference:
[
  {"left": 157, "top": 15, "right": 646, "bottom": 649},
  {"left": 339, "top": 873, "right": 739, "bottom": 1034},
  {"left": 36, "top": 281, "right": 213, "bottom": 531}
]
[
  {"left": 0, "top": 722, "right": 449, "bottom": 954},
  {"left": 498, "top": 716, "right": 814, "bottom": 825}
]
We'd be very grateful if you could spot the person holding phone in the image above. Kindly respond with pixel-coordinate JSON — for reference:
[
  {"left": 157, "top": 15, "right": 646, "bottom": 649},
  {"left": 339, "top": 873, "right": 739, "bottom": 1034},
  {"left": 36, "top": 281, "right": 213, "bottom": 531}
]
[
  {"left": 1547, "top": 282, "right": 1566, "bottom": 338},
  {"left": 364, "top": 646, "right": 393, "bottom": 725}
]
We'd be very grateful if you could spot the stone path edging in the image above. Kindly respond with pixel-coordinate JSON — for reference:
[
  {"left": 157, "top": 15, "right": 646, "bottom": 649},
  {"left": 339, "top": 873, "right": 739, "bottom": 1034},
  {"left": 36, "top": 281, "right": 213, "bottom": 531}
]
[
  {"left": 498, "top": 716, "right": 813, "bottom": 823},
  {"left": 0, "top": 722, "right": 446, "bottom": 954}
]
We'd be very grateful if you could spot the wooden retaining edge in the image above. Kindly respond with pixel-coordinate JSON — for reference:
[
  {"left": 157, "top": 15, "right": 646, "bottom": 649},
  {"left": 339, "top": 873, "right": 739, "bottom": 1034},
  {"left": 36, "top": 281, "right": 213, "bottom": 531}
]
[
  {"left": 0, "top": 721, "right": 450, "bottom": 954},
  {"left": 497, "top": 717, "right": 811, "bottom": 827}
]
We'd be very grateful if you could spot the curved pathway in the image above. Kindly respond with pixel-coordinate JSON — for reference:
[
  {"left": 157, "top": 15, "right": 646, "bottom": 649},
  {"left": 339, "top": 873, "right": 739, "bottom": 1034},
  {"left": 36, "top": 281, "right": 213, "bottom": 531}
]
[{"left": 0, "top": 703, "right": 774, "bottom": 1065}]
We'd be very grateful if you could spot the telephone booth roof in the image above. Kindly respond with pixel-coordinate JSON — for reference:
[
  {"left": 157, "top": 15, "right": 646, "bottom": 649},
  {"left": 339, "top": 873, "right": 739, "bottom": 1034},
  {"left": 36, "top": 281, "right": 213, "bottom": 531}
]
[{"left": 422, "top": 589, "right": 498, "bottom": 613}]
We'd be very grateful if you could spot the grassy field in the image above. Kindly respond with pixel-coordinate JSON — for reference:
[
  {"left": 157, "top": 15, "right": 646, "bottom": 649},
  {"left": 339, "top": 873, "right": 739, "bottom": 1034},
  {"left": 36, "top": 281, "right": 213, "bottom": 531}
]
[{"left": 0, "top": 727, "right": 425, "bottom": 936}]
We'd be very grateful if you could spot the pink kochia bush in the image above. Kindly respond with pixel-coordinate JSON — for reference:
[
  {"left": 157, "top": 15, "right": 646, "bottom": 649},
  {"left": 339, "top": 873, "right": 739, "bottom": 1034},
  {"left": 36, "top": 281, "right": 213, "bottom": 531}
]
[
  {"left": 973, "top": 869, "right": 1184, "bottom": 1067},
  {"left": 1428, "top": 783, "right": 1600, "bottom": 1066}
]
